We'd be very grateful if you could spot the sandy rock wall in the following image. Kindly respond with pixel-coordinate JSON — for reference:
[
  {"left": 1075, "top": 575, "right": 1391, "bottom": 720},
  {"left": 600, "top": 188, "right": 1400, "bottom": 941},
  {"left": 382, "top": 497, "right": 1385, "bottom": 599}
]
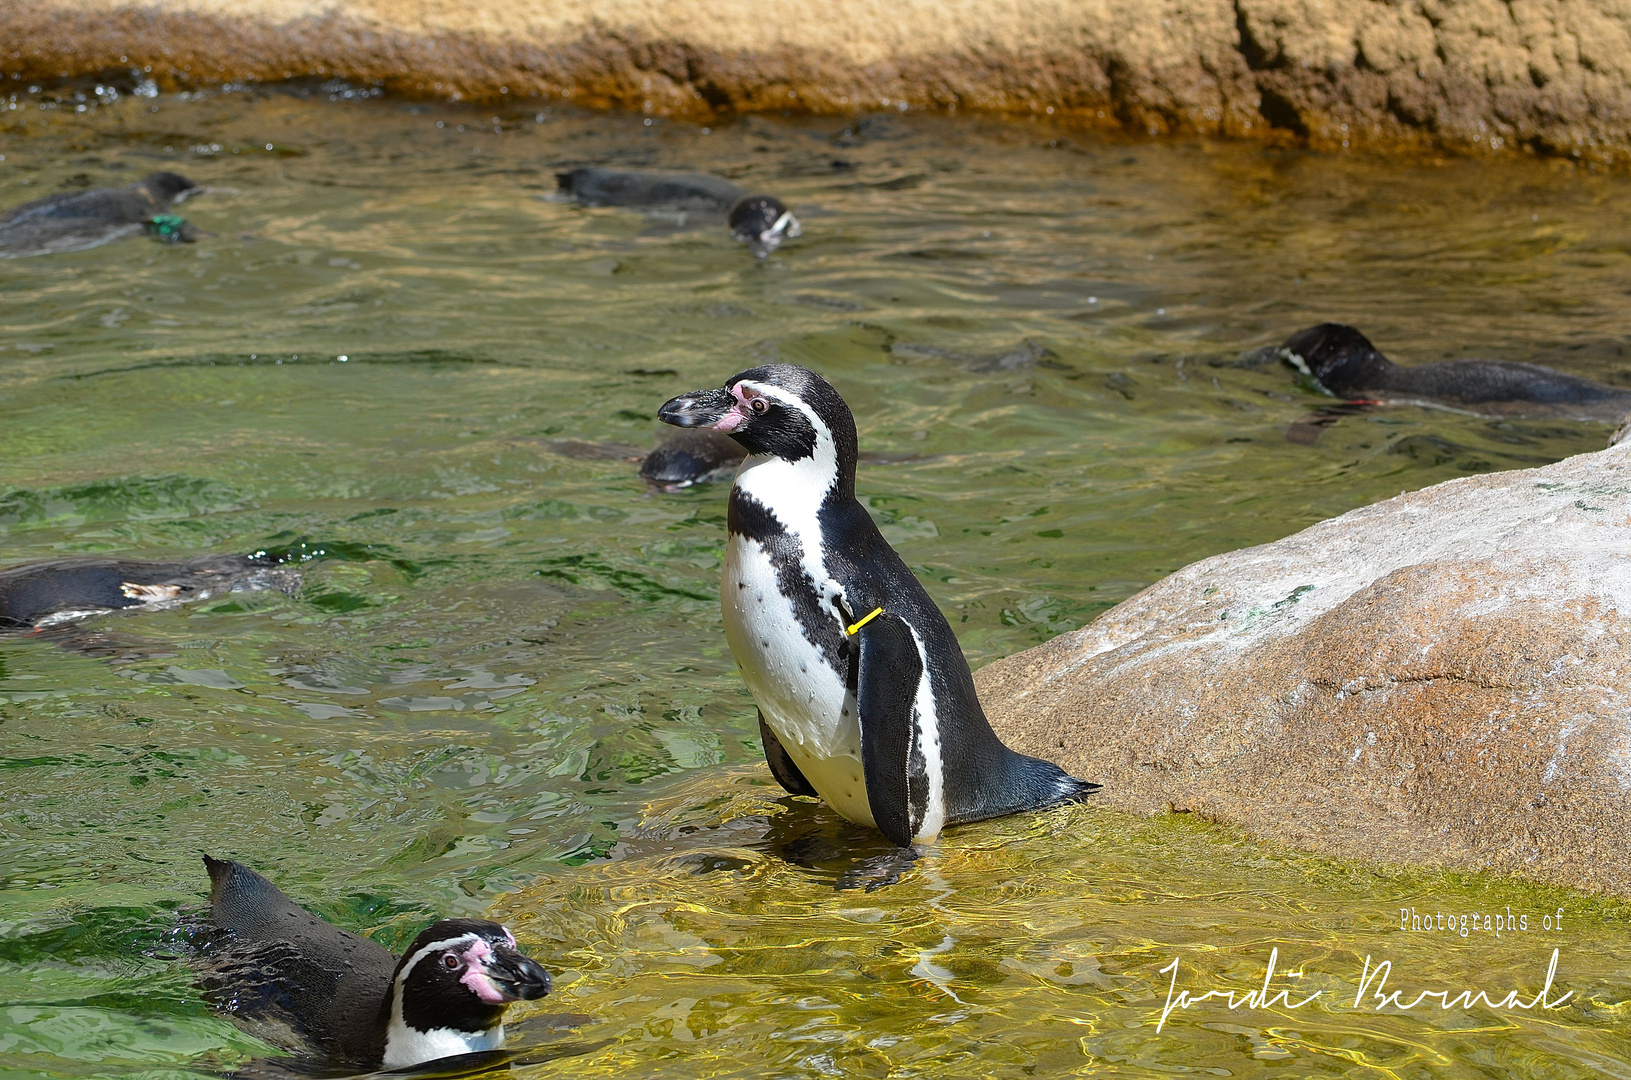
[
  {"left": 976, "top": 440, "right": 1631, "bottom": 895},
  {"left": 6, "top": 0, "right": 1631, "bottom": 163}
]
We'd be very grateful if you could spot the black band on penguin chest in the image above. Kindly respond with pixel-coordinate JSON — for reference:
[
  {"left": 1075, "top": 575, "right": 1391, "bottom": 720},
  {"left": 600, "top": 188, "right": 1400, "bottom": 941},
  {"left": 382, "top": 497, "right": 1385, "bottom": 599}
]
[{"left": 728, "top": 491, "right": 848, "bottom": 675}]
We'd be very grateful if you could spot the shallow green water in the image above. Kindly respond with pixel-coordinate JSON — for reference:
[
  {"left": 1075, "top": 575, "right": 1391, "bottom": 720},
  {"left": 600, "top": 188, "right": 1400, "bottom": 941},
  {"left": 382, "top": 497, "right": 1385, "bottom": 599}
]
[{"left": 1, "top": 83, "right": 1628, "bottom": 1077}]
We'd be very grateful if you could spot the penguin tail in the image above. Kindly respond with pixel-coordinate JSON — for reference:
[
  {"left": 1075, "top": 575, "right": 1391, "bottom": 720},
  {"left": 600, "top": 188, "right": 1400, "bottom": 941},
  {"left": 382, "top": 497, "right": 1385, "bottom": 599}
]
[
  {"left": 1054, "top": 774, "right": 1103, "bottom": 804},
  {"left": 1012, "top": 752, "right": 1101, "bottom": 811},
  {"left": 202, "top": 854, "right": 256, "bottom": 903}
]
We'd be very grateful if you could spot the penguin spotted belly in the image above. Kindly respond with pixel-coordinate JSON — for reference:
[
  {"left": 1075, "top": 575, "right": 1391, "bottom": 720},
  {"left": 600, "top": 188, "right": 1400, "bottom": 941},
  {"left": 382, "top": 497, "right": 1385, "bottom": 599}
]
[{"left": 721, "top": 531, "right": 877, "bottom": 828}]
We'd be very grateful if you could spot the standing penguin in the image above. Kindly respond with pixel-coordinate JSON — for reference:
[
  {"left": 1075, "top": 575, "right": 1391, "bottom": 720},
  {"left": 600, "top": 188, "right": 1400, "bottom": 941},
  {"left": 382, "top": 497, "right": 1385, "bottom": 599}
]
[{"left": 658, "top": 365, "right": 1098, "bottom": 848}]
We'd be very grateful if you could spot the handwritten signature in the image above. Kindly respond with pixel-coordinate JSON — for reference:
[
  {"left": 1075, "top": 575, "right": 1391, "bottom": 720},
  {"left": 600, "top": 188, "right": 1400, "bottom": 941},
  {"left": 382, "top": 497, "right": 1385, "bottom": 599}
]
[{"left": 1156, "top": 947, "right": 1571, "bottom": 1033}]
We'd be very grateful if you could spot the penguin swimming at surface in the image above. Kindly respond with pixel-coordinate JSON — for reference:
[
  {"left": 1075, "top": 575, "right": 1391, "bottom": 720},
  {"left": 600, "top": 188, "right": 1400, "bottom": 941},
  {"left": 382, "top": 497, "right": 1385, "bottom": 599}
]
[
  {"left": 658, "top": 365, "right": 1099, "bottom": 849},
  {"left": 555, "top": 167, "right": 801, "bottom": 258},
  {"left": 1273, "top": 322, "right": 1631, "bottom": 421},
  {"left": 197, "top": 856, "right": 551, "bottom": 1070},
  {"left": 0, "top": 554, "right": 297, "bottom": 632},
  {"left": 0, "top": 171, "right": 200, "bottom": 257}
]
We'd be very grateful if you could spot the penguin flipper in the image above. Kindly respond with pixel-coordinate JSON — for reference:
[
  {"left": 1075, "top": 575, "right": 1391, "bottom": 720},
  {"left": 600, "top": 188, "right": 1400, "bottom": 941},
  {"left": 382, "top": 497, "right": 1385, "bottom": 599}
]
[
  {"left": 758, "top": 710, "right": 819, "bottom": 798},
  {"left": 855, "top": 611, "right": 927, "bottom": 849}
]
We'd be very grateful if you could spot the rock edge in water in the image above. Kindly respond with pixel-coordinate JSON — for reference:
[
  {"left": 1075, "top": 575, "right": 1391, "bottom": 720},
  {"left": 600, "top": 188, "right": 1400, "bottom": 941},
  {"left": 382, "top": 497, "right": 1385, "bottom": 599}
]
[
  {"left": 977, "top": 439, "right": 1631, "bottom": 896},
  {"left": 11, "top": 0, "right": 1631, "bottom": 164}
]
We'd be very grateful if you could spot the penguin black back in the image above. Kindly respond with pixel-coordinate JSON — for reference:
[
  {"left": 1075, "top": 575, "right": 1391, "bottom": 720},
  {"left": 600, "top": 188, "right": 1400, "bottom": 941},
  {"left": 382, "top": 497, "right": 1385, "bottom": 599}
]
[
  {"left": 202, "top": 856, "right": 399, "bottom": 1065},
  {"left": 555, "top": 167, "right": 744, "bottom": 210}
]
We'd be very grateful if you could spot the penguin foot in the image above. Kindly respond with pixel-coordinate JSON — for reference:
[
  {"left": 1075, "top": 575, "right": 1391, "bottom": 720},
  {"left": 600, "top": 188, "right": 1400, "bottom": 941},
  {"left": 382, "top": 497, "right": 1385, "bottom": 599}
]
[
  {"left": 1285, "top": 402, "right": 1375, "bottom": 445},
  {"left": 836, "top": 845, "right": 922, "bottom": 893}
]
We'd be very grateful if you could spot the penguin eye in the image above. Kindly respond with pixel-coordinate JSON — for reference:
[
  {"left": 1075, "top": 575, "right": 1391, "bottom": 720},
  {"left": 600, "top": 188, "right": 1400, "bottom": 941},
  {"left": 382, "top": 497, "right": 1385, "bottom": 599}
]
[
  {"left": 749, "top": 398, "right": 769, "bottom": 414},
  {"left": 441, "top": 952, "right": 460, "bottom": 970}
]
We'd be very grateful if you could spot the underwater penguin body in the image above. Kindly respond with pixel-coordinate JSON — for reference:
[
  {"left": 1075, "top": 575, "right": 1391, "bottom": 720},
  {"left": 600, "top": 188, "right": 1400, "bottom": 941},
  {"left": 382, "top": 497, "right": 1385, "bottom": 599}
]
[
  {"left": 639, "top": 428, "right": 748, "bottom": 490},
  {"left": 1278, "top": 322, "right": 1631, "bottom": 421},
  {"left": 659, "top": 365, "right": 1098, "bottom": 847},
  {"left": 198, "top": 856, "right": 551, "bottom": 1069},
  {"left": 0, "top": 171, "right": 199, "bottom": 257}
]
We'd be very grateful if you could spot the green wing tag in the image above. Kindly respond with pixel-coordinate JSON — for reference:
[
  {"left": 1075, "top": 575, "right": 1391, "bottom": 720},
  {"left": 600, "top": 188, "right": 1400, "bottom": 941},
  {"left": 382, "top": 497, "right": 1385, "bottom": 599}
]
[{"left": 147, "top": 214, "right": 191, "bottom": 242}]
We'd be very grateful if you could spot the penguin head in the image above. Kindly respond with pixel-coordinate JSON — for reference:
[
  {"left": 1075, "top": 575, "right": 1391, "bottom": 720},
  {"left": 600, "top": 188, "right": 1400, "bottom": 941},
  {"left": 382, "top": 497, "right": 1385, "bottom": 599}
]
[
  {"left": 1279, "top": 323, "right": 1395, "bottom": 398},
  {"left": 659, "top": 364, "right": 857, "bottom": 484},
  {"left": 381, "top": 919, "right": 551, "bottom": 1068},
  {"left": 727, "top": 195, "right": 801, "bottom": 258},
  {"left": 137, "top": 172, "right": 199, "bottom": 207}
]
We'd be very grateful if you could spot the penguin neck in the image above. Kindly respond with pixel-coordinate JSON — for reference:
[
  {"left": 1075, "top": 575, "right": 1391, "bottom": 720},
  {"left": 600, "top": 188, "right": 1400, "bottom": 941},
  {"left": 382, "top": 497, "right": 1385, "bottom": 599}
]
[
  {"left": 1317, "top": 348, "right": 1400, "bottom": 397},
  {"left": 733, "top": 442, "right": 854, "bottom": 520},
  {"left": 380, "top": 1016, "right": 504, "bottom": 1069},
  {"left": 377, "top": 944, "right": 507, "bottom": 1068}
]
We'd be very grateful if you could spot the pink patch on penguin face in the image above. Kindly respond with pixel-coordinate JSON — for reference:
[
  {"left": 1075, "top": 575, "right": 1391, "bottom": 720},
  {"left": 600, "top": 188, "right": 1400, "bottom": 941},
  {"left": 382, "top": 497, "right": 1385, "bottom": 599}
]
[
  {"left": 712, "top": 383, "right": 760, "bottom": 433},
  {"left": 457, "top": 938, "right": 509, "bottom": 1004},
  {"left": 712, "top": 409, "right": 747, "bottom": 433}
]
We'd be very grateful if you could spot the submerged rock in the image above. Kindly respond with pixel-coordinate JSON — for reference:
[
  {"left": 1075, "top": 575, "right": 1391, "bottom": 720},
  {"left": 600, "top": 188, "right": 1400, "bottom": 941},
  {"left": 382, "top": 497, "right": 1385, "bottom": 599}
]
[{"left": 976, "top": 440, "right": 1631, "bottom": 895}]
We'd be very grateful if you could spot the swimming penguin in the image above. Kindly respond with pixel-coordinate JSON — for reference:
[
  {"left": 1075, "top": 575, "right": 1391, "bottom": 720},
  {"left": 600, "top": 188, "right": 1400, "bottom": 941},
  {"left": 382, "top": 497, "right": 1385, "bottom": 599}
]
[
  {"left": 658, "top": 365, "right": 1099, "bottom": 848},
  {"left": 1276, "top": 323, "right": 1631, "bottom": 421},
  {"left": 0, "top": 171, "right": 199, "bottom": 257},
  {"left": 198, "top": 856, "right": 551, "bottom": 1069},
  {"left": 0, "top": 554, "right": 297, "bottom": 632},
  {"left": 555, "top": 167, "right": 800, "bottom": 258},
  {"left": 639, "top": 427, "right": 748, "bottom": 491}
]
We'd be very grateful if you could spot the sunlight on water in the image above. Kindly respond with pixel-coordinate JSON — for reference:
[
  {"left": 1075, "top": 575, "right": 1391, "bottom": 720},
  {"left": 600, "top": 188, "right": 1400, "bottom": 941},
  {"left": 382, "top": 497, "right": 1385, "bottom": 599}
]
[{"left": 0, "top": 83, "right": 1627, "bottom": 1078}]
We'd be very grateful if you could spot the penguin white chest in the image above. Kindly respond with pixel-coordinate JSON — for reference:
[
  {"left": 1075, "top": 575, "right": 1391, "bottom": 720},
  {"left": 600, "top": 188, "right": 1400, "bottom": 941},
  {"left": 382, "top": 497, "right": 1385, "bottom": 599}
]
[{"left": 721, "top": 532, "right": 876, "bottom": 828}]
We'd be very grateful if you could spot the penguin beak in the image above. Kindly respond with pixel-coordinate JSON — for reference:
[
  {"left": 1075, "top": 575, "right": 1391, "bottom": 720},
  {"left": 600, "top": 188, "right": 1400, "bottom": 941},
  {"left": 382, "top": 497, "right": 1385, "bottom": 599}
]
[
  {"left": 481, "top": 946, "right": 552, "bottom": 1002},
  {"left": 659, "top": 386, "right": 745, "bottom": 433},
  {"left": 766, "top": 210, "right": 800, "bottom": 242},
  {"left": 752, "top": 211, "right": 800, "bottom": 258}
]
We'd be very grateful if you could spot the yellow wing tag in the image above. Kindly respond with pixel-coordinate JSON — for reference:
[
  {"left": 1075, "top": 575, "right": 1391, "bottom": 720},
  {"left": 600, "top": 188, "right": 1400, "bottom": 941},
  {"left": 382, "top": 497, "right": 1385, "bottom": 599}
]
[{"left": 845, "top": 607, "right": 884, "bottom": 636}]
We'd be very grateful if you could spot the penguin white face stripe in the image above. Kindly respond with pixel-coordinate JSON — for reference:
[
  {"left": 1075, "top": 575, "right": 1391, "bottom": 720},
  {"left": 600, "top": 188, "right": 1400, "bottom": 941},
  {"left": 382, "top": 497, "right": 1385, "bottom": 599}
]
[
  {"left": 391, "top": 933, "right": 485, "bottom": 994},
  {"left": 732, "top": 380, "right": 841, "bottom": 535},
  {"left": 728, "top": 379, "right": 851, "bottom": 672}
]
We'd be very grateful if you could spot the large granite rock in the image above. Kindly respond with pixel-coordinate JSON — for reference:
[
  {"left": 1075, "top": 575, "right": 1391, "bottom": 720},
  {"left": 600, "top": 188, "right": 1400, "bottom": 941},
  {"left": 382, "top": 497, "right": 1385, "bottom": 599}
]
[
  {"left": 10, "top": 0, "right": 1631, "bottom": 164},
  {"left": 977, "top": 440, "right": 1631, "bottom": 895}
]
